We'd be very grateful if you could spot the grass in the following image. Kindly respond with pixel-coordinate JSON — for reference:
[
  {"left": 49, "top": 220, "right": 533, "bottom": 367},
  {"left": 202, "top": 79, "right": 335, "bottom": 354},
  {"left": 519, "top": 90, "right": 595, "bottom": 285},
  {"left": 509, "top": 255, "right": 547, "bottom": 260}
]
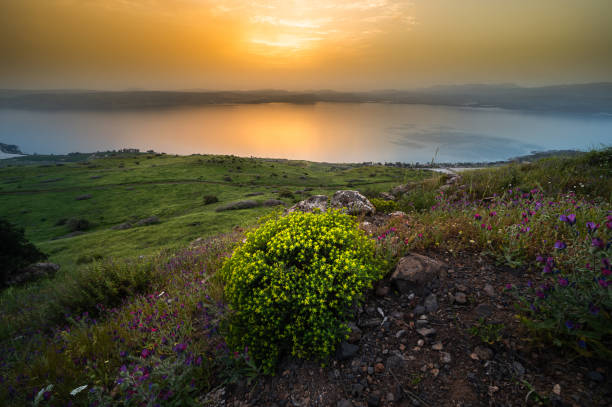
[{"left": 0, "top": 148, "right": 609, "bottom": 405}]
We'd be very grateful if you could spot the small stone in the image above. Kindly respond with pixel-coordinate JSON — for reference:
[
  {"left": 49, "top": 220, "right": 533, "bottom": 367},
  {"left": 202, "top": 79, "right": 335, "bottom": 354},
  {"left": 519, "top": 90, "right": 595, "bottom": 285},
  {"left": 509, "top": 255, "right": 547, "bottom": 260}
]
[
  {"left": 368, "top": 366, "right": 374, "bottom": 375},
  {"left": 512, "top": 361, "right": 525, "bottom": 377},
  {"left": 376, "top": 286, "right": 390, "bottom": 297},
  {"left": 473, "top": 346, "right": 493, "bottom": 361},
  {"left": 553, "top": 384, "right": 561, "bottom": 395},
  {"left": 484, "top": 284, "right": 495, "bottom": 297},
  {"left": 416, "top": 320, "right": 428, "bottom": 329},
  {"left": 347, "top": 322, "right": 362, "bottom": 343},
  {"left": 395, "top": 329, "right": 406, "bottom": 338},
  {"left": 474, "top": 304, "right": 494, "bottom": 318},
  {"left": 456, "top": 284, "right": 467, "bottom": 292},
  {"left": 431, "top": 368, "right": 440, "bottom": 377},
  {"left": 337, "top": 342, "right": 359, "bottom": 360},
  {"left": 455, "top": 292, "right": 468, "bottom": 304},
  {"left": 386, "top": 392, "right": 395, "bottom": 402},
  {"left": 374, "top": 363, "right": 385, "bottom": 373},
  {"left": 367, "top": 393, "right": 381, "bottom": 407},
  {"left": 431, "top": 342, "right": 443, "bottom": 351},
  {"left": 417, "top": 339, "right": 425, "bottom": 347},
  {"left": 399, "top": 344, "right": 406, "bottom": 351},
  {"left": 417, "top": 327, "right": 436, "bottom": 337},
  {"left": 440, "top": 352, "right": 452, "bottom": 364},
  {"left": 413, "top": 305, "right": 426, "bottom": 316},
  {"left": 351, "top": 384, "right": 364, "bottom": 398},
  {"left": 587, "top": 371, "right": 604, "bottom": 382},
  {"left": 337, "top": 400, "right": 353, "bottom": 407},
  {"left": 424, "top": 294, "right": 439, "bottom": 313},
  {"left": 391, "top": 311, "right": 405, "bottom": 320}
]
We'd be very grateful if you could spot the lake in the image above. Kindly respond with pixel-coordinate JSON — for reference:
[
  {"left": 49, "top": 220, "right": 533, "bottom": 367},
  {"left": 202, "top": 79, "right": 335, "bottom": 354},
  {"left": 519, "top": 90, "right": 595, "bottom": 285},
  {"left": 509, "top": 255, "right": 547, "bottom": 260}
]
[{"left": 1, "top": 103, "right": 611, "bottom": 163}]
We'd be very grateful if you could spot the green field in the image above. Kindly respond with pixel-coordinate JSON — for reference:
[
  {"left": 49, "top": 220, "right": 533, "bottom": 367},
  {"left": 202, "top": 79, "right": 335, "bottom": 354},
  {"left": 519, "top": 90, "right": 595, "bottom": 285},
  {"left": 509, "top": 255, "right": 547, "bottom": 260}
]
[{"left": 0, "top": 152, "right": 428, "bottom": 287}]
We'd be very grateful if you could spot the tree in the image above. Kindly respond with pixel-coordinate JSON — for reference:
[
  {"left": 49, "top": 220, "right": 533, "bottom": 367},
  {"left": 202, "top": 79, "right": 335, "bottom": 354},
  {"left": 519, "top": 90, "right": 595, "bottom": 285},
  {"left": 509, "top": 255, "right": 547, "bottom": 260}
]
[{"left": 0, "top": 218, "right": 47, "bottom": 286}]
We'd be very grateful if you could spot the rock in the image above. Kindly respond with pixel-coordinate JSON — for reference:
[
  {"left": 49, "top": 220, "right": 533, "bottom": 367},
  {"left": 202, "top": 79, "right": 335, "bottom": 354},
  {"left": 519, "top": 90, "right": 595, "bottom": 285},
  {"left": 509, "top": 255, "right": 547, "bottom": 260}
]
[
  {"left": 473, "top": 346, "right": 493, "bottom": 361},
  {"left": 389, "top": 211, "right": 406, "bottom": 217},
  {"left": 112, "top": 222, "right": 133, "bottom": 230},
  {"left": 351, "top": 383, "right": 364, "bottom": 398},
  {"left": 359, "top": 318, "right": 382, "bottom": 328},
  {"left": 337, "top": 342, "right": 359, "bottom": 360},
  {"left": 587, "top": 371, "right": 604, "bottom": 382},
  {"left": 75, "top": 194, "right": 92, "bottom": 200},
  {"left": 431, "top": 342, "right": 443, "bottom": 351},
  {"left": 367, "top": 393, "right": 381, "bottom": 407},
  {"left": 215, "top": 200, "right": 260, "bottom": 212},
  {"left": 288, "top": 195, "right": 328, "bottom": 213},
  {"left": 374, "top": 362, "right": 385, "bottom": 373},
  {"left": 135, "top": 216, "right": 160, "bottom": 226},
  {"left": 424, "top": 294, "right": 439, "bottom": 313},
  {"left": 512, "top": 361, "right": 525, "bottom": 377},
  {"left": 380, "top": 192, "right": 395, "bottom": 200},
  {"left": 376, "top": 285, "right": 390, "bottom": 297},
  {"left": 390, "top": 254, "right": 445, "bottom": 295},
  {"left": 329, "top": 190, "right": 376, "bottom": 215},
  {"left": 395, "top": 329, "right": 406, "bottom": 339},
  {"left": 483, "top": 284, "right": 496, "bottom": 297},
  {"left": 440, "top": 352, "right": 452, "bottom": 364},
  {"left": 416, "top": 327, "right": 436, "bottom": 338},
  {"left": 386, "top": 354, "right": 406, "bottom": 371},
  {"left": 262, "top": 199, "right": 285, "bottom": 207},
  {"left": 359, "top": 221, "right": 376, "bottom": 235},
  {"left": 553, "top": 384, "right": 561, "bottom": 395},
  {"left": 337, "top": 400, "right": 353, "bottom": 407},
  {"left": 9, "top": 262, "right": 60, "bottom": 285},
  {"left": 454, "top": 292, "right": 468, "bottom": 304},
  {"left": 347, "top": 322, "right": 362, "bottom": 343},
  {"left": 474, "top": 304, "right": 494, "bottom": 318},
  {"left": 413, "top": 305, "right": 426, "bottom": 316}
]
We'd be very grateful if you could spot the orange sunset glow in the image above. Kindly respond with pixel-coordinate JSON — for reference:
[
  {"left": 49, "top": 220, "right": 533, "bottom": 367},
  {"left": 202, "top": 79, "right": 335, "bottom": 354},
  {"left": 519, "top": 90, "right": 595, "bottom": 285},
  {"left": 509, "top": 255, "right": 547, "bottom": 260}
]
[{"left": 2, "top": 0, "right": 612, "bottom": 90}]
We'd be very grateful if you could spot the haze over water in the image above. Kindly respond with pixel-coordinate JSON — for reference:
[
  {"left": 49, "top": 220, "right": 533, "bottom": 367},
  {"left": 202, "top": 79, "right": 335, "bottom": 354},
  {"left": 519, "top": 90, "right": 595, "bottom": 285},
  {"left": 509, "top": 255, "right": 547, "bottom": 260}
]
[{"left": 2, "top": 103, "right": 611, "bottom": 163}]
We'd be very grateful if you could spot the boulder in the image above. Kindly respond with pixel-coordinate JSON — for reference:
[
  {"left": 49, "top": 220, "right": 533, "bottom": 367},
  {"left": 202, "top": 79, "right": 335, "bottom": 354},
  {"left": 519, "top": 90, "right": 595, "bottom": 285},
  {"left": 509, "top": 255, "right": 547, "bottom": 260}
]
[
  {"left": 330, "top": 190, "right": 375, "bottom": 216},
  {"left": 288, "top": 195, "right": 328, "bottom": 213},
  {"left": 112, "top": 222, "right": 133, "bottom": 230},
  {"left": 215, "top": 200, "right": 260, "bottom": 212},
  {"left": 262, "top": 199, "right": 285, "bottom": 207},
  {"left": 380, "top": 192, "right": 395, "bottom": 201},
  {"left": 9, "top": 262, "right": 60, "bottom": 285},
  {"left": 136, "top": 216, "right": 160, "bottom": 226},
  {"left": 390, "top": 254, "right": 446, "bottom": 295}
]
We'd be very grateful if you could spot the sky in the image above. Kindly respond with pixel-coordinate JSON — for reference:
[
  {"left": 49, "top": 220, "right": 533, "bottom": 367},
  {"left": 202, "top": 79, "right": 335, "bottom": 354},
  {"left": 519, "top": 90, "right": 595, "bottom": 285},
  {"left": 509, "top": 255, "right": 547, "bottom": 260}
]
[{"left": 1, "top": 0, "right": 612, "bottom": 90}]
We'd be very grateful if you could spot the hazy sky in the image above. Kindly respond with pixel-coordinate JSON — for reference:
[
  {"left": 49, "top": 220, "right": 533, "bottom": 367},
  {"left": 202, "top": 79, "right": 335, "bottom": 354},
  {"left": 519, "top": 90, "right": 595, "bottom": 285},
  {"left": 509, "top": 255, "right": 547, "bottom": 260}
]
[{"left": 1, "top": 0, "right": 611, "bottom": 90}]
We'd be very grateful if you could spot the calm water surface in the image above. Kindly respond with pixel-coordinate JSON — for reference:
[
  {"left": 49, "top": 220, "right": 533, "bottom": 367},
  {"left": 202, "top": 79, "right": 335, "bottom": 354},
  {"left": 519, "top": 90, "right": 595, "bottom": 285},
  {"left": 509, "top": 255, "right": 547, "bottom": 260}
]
[{"left": 1, "top": 103, "right": 611, "bottom": 163}]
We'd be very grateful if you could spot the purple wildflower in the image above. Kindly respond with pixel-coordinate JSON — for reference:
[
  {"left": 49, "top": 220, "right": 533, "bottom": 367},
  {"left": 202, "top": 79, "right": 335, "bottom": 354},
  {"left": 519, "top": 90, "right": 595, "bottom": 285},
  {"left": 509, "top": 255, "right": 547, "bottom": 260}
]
[
  {"left": 565, "top": 320, "right": 575, "bottom": 330},
  {"left": 554, "top": 241, "right": 566, "bottom": 250},
  {"left": 174, "top": 343, "right": 187, "bottom": 353},
  {"left": 588, "top": 303, "right": 600, "bottom": 315},
  {"left": 558, "top": 277, "right": 569, "bottom": 287},
  {"left": 586, "top": 222, "right": 599, "bottom": 233},
  {"left": 474, "top": 213, "right": 482, "bottom": 220},
  {"left": 591, "top": 238, "right": 605, "bottom": 249}
]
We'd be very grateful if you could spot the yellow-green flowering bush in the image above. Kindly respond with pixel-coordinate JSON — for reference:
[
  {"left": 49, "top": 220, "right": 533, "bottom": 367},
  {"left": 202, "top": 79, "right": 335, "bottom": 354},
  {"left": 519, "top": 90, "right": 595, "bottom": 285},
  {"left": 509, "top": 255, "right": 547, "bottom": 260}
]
[
  {"left": 221, "top": 209, "right": 385, "bottom": 373},
  {"left": 370, "top": 198, "right": 398, "bottom": 214}
]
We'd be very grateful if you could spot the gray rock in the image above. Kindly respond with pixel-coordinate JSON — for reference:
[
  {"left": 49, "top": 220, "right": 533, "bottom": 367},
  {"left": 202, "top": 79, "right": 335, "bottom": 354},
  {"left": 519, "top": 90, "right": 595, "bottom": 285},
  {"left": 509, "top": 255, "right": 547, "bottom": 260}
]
[
  {"left": 351, "top": 383, "right": 364, "bottom": 398},
  {"left": 112, "top": 222, "right": 132, "bottom": 230},
  {"left": 413, "top": 305, "right": 426, "bottom": 316},
  {"left": 329, "top": 190, "right": 376, "bottom": 216},
  {"left": 288, "top": 195, "right": 328, "bottom": 213},
  {"left": 337, "top": 342, "right": 359, "bottom": 360},
  {"left": 347, "top": 322, "right": 362, "bottom": 343},
  {"left": 215, "top": 200, "right": 260, "bottom": 212},
  {"left": 474, "top": 304, "right": 494, "bottom": 318},
  {"left": 424, "top": 294, "right": 438, "bottom": 313},
  {"left": 587, "top": 371, "right": 604, "bottom": 382},
  {"left": 380, "top": 192, "right": 395, "bottom": 200},
  {"left": 512, "top": 361, "right": 525, "bottom": 377},
  {"left": 440, "top": 352, "right": 452, "bottom": 364},
  {"left": 483, "top": 284, "right": 496, "bottom": 297},
  {"left": 473, "top": 346, "right": 493, "bottom": 361},
  {"left": 135, "top": 216, "right": 160, "bottom": 226},
  {"left": 75, "top": 194, "right": 92, "bottom": 200},
  {"left": 337, "top": 400, "right": 353, "bottom": 407},
  {"left": 386, "top": 354, "right": 406, "bottom": 371},
  {"left": 454, "top": 292, "right": 468, "bottom": 304},
  {"left": 359, "top": 318, "right": 382, "bottom": 328},
  {"left": 262, "top": 199, "right": 285, "bottom": 207},
  {"left": 367, "top": 393, "right": 381, "bottom": 407},
  {"left": 416, "top": 327, "right": 436, "bottom": 338},
  {"left": 390, "top": 254, "right": 446, "bottom": 295},
  {"left": 389, "top": 211, "right": 406, "bottom": 217},
  {"left": 8, "top": 262, "right": 60, "bottom": 285}
]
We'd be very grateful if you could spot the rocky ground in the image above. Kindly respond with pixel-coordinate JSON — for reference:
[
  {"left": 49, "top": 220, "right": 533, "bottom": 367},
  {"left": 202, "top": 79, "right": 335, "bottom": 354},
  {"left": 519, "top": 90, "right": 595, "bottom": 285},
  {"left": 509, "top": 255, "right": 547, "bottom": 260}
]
[
  {"left": 207, "top": 185, "right": 611, "bottom": 407},
  {"left": 212, "top": 245, "right": 610, "bottom": 407}
]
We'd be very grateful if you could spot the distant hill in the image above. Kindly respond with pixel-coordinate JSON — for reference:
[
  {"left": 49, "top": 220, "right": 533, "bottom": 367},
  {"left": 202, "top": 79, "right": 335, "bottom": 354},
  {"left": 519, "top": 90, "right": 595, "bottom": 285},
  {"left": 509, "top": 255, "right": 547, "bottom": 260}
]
[{"left": 1, "top": 83, "right": 611, "bottom": 113}]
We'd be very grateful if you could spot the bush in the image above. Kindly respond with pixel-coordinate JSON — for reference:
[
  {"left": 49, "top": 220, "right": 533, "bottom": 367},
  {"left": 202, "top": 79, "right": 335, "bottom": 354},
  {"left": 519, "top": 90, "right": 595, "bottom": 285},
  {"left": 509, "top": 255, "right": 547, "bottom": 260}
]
[
  {"left": 221, "top": 210, "right": 386, "bottom": 373},
  {"left": 203, "top": 195, "right": 219, "bottom": 205},
  {"left": 0, "top": 218, "right": 47, "bottom": 286},
  {"left": 66, "top": 218, "right": 90, "bottom": 232},
  {"left": 370, "top": 197, "right": 398, "bottom": 213}
]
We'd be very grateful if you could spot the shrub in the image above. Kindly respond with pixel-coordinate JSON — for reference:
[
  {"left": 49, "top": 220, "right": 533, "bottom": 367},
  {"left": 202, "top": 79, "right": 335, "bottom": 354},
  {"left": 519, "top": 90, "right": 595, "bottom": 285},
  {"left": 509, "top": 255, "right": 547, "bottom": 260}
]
[
  {"left": 203, "top": 195, "right": 219, "bottom": 205},
  {"left": 221, "top": 210, "right": 386, "bottom": 373},
  {"left": 66, "top": 218, "right": 90, "bottom": 232},
  {"left": 0, "top": 218, "right": 47, "bottom": 287},
  {"left": 370, "top": 197, "right": 398, "bottom": 213}
]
